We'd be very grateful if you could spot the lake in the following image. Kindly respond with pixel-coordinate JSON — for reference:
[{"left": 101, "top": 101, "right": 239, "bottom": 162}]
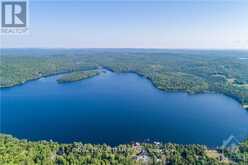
[{"left": 1, "top": 70, "right": 248, "bottom": 147}]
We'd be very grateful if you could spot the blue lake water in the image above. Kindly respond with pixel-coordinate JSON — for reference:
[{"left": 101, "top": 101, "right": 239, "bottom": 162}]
[{"left": 1, "top": 70, "right": 248, "bottom": 147}]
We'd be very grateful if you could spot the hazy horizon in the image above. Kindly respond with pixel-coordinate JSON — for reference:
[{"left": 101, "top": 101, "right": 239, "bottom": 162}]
[{"left": 1, "top": 0, "right": 248, "bottom": 49}]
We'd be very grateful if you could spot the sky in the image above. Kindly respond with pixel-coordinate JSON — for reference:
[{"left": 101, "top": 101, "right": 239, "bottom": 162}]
[{"left": 1, "top": 0, "right": 248, "bottom": 49}]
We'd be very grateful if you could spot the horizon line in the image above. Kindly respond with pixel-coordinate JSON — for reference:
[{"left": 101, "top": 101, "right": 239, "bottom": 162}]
[{"left": 1, "top": 47, "right": 248, "bottom": 51}]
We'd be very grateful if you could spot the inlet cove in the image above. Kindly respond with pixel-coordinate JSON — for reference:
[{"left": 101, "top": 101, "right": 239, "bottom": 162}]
[{"left": 1, "top": 69, "right": 248, "bottom": 147}]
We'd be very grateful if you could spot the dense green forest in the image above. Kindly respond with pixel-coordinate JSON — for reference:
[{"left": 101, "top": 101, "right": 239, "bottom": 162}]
[
  {"left": 57, "top": 70, "right": 100, "bottom": 84},
  {"left": 1, "top": 49, "right": 248, "bottom": 164},
  {"left": 1, "top": 49, "right": 248, "bottom": 108},
  {"left": 1, "top": 134, "right": 247, "bottom": 165}
]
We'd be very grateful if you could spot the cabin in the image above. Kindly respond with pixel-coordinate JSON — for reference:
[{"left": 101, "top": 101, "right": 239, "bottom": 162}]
[{"left": 134, "top": 149, "right": 150, "bottom": 162}]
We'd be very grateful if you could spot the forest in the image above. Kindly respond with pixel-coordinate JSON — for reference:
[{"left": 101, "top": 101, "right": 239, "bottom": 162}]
[
  {"left": 56, "top": 70, "right": 100, "bottom": 84},
  {"left": 1, "top": 49, "right": 248, "bottom": 109},
  {"left": 1, "top": 49, "right": 248, "bottom": 164},
  {"left": 0, "top": 134, "right": 247, "bottom": 165}
]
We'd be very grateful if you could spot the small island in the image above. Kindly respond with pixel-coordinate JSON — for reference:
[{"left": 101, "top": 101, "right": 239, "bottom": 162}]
[
  {"left": 57, "top": 70, "right": 100, "bottom": 84},
  {"left": 1, "top": 50, "right": 248, "bottom": 109}
]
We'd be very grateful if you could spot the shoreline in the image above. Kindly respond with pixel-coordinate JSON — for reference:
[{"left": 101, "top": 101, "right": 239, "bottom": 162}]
[
  {"left": 0, "top": 68, "right": 99, "bottom": 89},
  {"left": 0, "top": 133, "right": 246, "bottom": 150},
  {"left": 0, "top": 67, "right": 247, "bottom": 110},
  {"left": 103, "top": 68, "right": 248, "bottom": 110},
  {"left": 1, "top": 133, "right": 243, "bottom": 164}
]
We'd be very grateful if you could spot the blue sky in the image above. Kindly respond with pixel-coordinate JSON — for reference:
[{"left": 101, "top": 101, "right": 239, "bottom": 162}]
[{"left": 1, "top": 0, "right": 248, "bottom": 49}]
